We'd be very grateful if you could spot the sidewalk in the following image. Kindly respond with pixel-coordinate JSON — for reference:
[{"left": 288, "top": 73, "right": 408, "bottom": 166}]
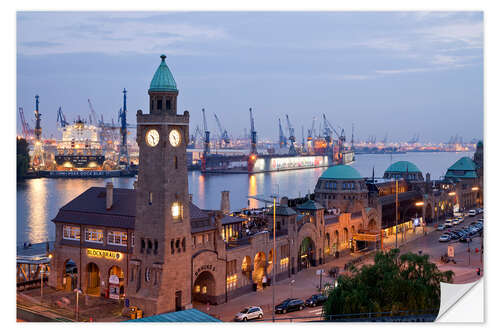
[{"left": 383, "top": 225, "right": 436, "bottom": 250}]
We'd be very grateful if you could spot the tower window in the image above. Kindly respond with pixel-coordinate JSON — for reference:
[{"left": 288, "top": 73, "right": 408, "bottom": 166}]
[
  {"left": 166, "top": 100, "right": 171, "bottom": 110},
  {"left": 174, "top": 156, "right": 178, "bottom": 169},
  {"left": 141, "top": 238, "right": 145, "bottom": 253},
  {"left": 182, "top": 238, "right": 186, "bottom": 252},
  {"left": 157, "top": 99, "right": 162, "bottom": 110},
  {"left": 172, "top": 202, "right": 181, "bottom": 219},
  {"left": 175, "top": 239, "right": 180, "bottom": 253},
  {"left": 149, "top": 192, "right": 153, "bottom": 205},
  {"left": 171, "top": 239, "right": 174, "bottom": 254},
  {"left": 154, "top": 239, "right": 158, "bottom": 255},
  {"left": 147, "top": 239, "right": 152, "bottom": 254}
]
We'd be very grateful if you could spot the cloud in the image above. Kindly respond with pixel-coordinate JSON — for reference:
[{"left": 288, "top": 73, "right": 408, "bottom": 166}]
[{"left": 17, "top": 12, "right": 229, "bottom": 56}]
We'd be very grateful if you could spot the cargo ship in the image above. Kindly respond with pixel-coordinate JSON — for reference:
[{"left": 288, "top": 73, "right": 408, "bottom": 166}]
[
  {"left": 202, "top": 144, "right": 354, "bottom": 174},
  {"left": 55, "top": 118, "right": 106, "bottom": 170}
]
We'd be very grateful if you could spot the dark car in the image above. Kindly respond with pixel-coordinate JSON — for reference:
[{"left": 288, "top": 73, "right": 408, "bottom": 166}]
[
  {"left": 275, "top": 298, "right": 305, "bottom": 314},
  {"left": 305, "top": 294, "right": 328, "bottom": 307}
]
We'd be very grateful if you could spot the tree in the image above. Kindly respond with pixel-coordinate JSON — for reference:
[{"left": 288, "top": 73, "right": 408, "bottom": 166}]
[
  {"left": 17, "top": 137, "right": 30, "bottom": 179},
  {"left": 323, "top": 249, "right": 454, "bottom": 320}
]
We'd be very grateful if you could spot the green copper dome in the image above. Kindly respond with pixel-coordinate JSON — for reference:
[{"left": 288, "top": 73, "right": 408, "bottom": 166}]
[
  {"left": 385, "top": 161, "right": 421, "bottom": 174},
  {"left": 149, "top": 55, "right": 178, "bottom": 92},
  {"left": 320, "top": 164, "right": 363, "bottom": 180}
]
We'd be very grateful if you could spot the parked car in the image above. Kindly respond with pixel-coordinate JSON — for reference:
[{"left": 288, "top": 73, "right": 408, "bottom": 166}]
[
  {"left": 459, "top": 236, "right": 471, "bottom": 243},
  {"left": 305, "top": 294, "right": 328, "bottom": 307},
  {"left": 437, "top": 224, "right": 445, "bottom": 231},
  {"left": 468, "top": 209, "right": 477, "bottom": 216},
  {"left": 477, "top": 208, "right": 483, "bottom": 214},
  {"left": 275, "top": 299, "right": 305, "bottom": 314},
  {"left": 234, "top": 306, "right": 263, "bottom": 321},
  {"left": 439, "top": 235, "right": 451, "bottom": 242},
  {"left": 452, "top": 219, "right": 460, "bottom": 225},
  {"left": 444, "top": 220, "right": 454, "bottom": 228}
]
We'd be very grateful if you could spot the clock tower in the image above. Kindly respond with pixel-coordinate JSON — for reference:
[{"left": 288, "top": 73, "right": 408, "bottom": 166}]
[{"left": 127, "top": 55, "right": 192, "bottom": 315}]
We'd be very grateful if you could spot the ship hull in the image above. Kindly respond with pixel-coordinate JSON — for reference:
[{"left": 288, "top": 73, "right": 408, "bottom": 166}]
[
  {"left": 55, "top": 155, "right": 105, "bottom": 169},
  {"left": 202, "top": 153, "right": 349, "bottom": 174}
]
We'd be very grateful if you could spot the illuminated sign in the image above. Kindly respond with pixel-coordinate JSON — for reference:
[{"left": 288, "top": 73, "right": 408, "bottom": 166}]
[{"left": 87, "top": 248, "right": 122, "bottom": 260}]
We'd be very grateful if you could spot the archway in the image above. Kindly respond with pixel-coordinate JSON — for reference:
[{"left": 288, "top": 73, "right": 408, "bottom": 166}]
[
  {"left": 298, "top": 237, "right": 315, "bottom": 271},
  {"left": 193, "top": 271, "right": 216, "bottom": 304},
  {"left": 253, "top": 252, "right": 267, "bottom": 288},
  {"left": 325, "top": 233, "right": 331, "bottom": 255},
  {"left": 86, "top": 262, "right": 100, "bottom": 296},
  {"left": 108, "top": 265, "right": 125, "bottom": 299},
  {"left": 334, "top": 230, "right": 339, "bottom": 254},
  {"left": 368, "top": 218, "right": 377, "bottom": 231},
  {"left": 241, "top": 256, "right": 252, "bottom": 284},
  {"left": 63, "top": 259, "right": 77, "bottom": 292},
  {"left": 342, "top": 228, "right": 348, "bottom": 248}
]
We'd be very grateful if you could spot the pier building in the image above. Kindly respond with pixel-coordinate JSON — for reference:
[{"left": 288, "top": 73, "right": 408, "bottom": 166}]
[{"left": 48, "top": 54, "right": 484, "bottom": 318}]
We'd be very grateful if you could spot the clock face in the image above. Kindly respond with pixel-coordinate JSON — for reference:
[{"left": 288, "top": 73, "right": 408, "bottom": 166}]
[
  {"left": 169, "top": 129, "right": 181, "bottom": 147},
  {"left": 146, "top": 129, "right": 160, "bottom": 147}
]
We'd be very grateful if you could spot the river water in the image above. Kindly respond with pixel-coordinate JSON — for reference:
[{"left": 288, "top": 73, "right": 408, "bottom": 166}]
[{"left": 17, "top": 151, "right": 472, "bottom": 246}]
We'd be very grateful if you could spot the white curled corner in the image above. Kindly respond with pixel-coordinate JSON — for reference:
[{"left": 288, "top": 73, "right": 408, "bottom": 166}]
[{"left": 436, "top": 279, "right": 483, "bottom": 322}]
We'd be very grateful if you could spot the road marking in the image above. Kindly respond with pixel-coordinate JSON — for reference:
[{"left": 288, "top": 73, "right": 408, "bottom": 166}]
[{"left": 309, "top": 308, "right": 323, "bottom": 314}]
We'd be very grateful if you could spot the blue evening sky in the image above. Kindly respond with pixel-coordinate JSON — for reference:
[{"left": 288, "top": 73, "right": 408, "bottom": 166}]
[{"left": 17, "top": 11, "right": 483, "bottom": 143}]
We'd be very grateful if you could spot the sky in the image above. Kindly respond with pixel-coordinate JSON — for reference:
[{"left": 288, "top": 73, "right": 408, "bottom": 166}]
[{"left": 16, "top": 11, "right": 483, "bottom": 143}]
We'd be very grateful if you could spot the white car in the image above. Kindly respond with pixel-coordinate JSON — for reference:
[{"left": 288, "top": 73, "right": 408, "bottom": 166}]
[
  {"left": 468, "top": 210, "right": 477, "bottom": 216},
  {"left": 437, "top": 224, "right": 445, "bottom": 231},
  {"left": 439, "top": 235, "right": 451, "bottom": 242},
  {"left": 444, "top": 220, "right": 453, "bottom": 228},
  {"left": 452, "top": 219, "right": 460, "bottom": 225},
  {"left": 234, "top": 306, "right": 263, "bottom": 321}
]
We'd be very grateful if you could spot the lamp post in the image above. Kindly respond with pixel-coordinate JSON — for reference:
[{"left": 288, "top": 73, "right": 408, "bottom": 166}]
[
  {"left": 248, "top": 192, "right": 278, "bottom": 322},
  {"left": 395, "top": 179, "right": 399, "bottom": 248},
  {"left": 74, "top": 288, "right": 83, "bottom": 321},
  {"left": 289, "top": 279, "right": 295, "bottom": 299},
  {"left": 415, "top": 201, "right": 425, "bottom": 235},
  {"left": 40, "top": 265, "right": 45, "bottom": 303}
]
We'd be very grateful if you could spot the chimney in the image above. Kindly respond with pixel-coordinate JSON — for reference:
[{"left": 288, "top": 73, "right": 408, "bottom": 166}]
[
  {"left": 221, "top": 191, "right": 230, "bottom": 214},
  {"left": 106, "top": 182, "right": 113, "bottom": 210}
]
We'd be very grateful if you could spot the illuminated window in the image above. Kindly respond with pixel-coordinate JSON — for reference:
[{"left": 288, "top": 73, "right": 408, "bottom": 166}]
[
  {"left": 280, "top": 258, "right": 289, "bottom": 272},
  {"left": 85, "top": 228, "right": 103, "bottom": 243},
  {"left": 202, "top": 286, "right": 207, "bottom": 294},
  {"left": 226, "top": 274, "right": 238, "bottom": 292},
  {"left": 107, "top": 230, "right": 127, "bottom": 246},
  {"left": 149, "top": 192, "right": 153, "bottom": 205},
  {"left": 195, "top": 285, "right": 200, "bottom": 293},
  {"left": 63, "top": 225, "right": 80, "bottom": 240},
  {"left": 172, "top": 202, "right": 181, "bottom": 219}
]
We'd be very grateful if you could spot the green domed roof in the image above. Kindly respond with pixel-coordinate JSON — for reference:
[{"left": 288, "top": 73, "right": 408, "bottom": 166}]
[
  {"left": 149, "top": 55, "right": 178, "bottom": 92},
  {"left": 385, "top": 161, "right": 421, "bottom": 174},
  {"left": 320, "top": 164, "right": 363, "bottom": 180},
  {"left": 447, "top": 157, "right": 476, "bottom": 171}
]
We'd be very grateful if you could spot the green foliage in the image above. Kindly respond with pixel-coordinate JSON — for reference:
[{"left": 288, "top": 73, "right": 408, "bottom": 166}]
[
  {"left": 323, "top": 249, "right": 454, "bottom": 319},
  {"left": 17, "top": 138, "right": 30, "bottom": 179}
]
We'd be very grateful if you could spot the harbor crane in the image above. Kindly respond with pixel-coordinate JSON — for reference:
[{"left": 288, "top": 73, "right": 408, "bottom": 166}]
[
  {"left": 190, "top": 125, "right": 204, "bottom": 147},
  {"left": 214, "top": 113, "right": 230, "bottom": 147},
  {"left": 18, "top": 107, "right": 34, "bottom": 139},
  {"left": 202, "top": 108, "right": 210, "bottom": 155},
  {"left": 278, "top": 118, "right": 287, "bottom": 148},
  {"left": 117, "top": 88, "right": 129, "bottom": 167},
  {"left": 323, "top": 113, "right": 346, "bottom": 152},
  {"left": 56, "top": 107, "right": 69, "bottom": 128},
  {"left": 285, "top": 114, "right": 297, "bottom": 155},
  {"left": 249, "top": 108, "right": 257, "bottom": 155},
  {"left": 307, "top": 116, "right": 316, "bottom": 141},
  {"left": 87, "top": 99, "right": 99, "bottom": 125}
]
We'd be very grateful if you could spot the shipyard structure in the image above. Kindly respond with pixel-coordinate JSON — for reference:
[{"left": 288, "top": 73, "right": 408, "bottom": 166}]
[{"left": 48, "top": 55, "right": 484, "bottom": 317}]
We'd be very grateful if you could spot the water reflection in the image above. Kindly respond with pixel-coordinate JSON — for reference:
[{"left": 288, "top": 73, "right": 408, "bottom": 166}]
[{"left": 17, "top": 151, "right": 473, "bottom": 245}]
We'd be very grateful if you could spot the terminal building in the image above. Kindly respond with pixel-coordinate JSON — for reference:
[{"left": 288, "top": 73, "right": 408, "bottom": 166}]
[{"left": 48, "top": 55, "right": 484, "bottom": 317}]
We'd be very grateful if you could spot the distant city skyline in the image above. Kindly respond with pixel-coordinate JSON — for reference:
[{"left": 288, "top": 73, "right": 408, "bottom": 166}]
[{"left": 17, "top": 11, "right": 483, "bottom": 143}]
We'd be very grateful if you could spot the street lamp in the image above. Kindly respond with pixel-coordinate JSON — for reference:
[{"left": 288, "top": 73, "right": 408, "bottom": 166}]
[
  {"left": 248, "top": 192, "right": 278, "bottom": 322},
  {"left": 40, "top": 265, "right": 45, "bottom": 303},
  {"left": 289, "top": 279, "right": 295, "bottom": 299},
  {"left": 415, "top": 201, "right": 425, "bottom": 235},
  {"left": 74, "top": 288, "right": 83, "bottom": 321}
]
